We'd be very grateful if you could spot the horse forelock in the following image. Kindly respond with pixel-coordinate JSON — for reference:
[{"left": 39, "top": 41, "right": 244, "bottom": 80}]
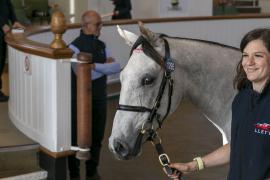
[{"left": 130, "top": 36, "right": 164, "bottom": 67}]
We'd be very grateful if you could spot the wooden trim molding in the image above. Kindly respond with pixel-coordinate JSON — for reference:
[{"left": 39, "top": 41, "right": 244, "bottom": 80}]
[
  {"left": 68, "top": 13, "right": 270, "bottom": 29},
  {"left": 103, "top": 13, "right": 270, "bottom": 25},
  {"left": 5, "top": 14, "right": 270, "bottom": 59},
  {"left": 40, "top": 146, "right": 75, "bottom": 158},
  {"left": 5, "top": 26, "right": 73, "bottom": 59}
]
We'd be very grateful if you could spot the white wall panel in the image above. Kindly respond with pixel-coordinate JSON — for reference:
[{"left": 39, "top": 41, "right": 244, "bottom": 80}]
[
  {"left": 8, "top": 47, "right": 71, "bottom": 152},
  {"left": 100, "top": 18, "right": 270, "bottom": 68}
]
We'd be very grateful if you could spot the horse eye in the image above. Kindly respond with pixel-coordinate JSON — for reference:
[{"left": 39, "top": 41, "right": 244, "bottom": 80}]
[{"left": 141, "top": 74, "right": 154, "bottom": 86}]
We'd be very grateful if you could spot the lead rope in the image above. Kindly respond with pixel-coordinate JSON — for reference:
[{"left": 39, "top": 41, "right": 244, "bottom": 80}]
[{"left": 150, "top": 132, "right": 184, "bottom": 180}]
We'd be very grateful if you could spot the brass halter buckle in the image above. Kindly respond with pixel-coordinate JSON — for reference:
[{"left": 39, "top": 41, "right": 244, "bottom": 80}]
[{"left": 159, "top": 153, "right": 170, "bottom": 166}]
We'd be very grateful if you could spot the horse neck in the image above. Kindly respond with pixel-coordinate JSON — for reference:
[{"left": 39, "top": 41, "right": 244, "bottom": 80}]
[{"left": 169, "top": 38, "right": 239, "bottom": 125}]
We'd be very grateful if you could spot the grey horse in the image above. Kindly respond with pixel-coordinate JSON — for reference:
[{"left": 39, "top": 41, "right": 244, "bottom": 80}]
[{"left": 109, "top": 24, "right": 241, "bottom": 160}]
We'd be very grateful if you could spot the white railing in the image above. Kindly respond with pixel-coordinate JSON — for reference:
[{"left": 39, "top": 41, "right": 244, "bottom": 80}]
[{"left": 8, "top": 47, "right": 71, "bottom": 152}]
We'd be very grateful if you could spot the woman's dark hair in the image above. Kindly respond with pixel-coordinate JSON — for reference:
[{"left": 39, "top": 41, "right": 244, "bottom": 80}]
[{"left": 233, "top": 28, "right": 270, "bottom": 90}]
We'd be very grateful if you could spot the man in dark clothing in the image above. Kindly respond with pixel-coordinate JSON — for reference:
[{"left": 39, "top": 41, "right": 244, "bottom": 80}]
[
  {"left": 68, "top": 10, "right": 120, "bottom": 180},
  {"left": 111, "top": 0, "right": 132, "bottom": 20},
  {"left": 0, "top": 0, "right": 25, "bottom": 102}
]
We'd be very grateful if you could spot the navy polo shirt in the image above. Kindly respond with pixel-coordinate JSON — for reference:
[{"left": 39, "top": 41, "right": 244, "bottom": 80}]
[{"left": 228, "top": 82, "right": 270, "bottom": 180}]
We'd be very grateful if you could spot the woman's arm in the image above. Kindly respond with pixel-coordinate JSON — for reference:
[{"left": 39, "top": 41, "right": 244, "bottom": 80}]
[
  {"left": 167, "top": 143, "right": 230, "bottom": 179},
  {"left": 202, "top": 143, "right": 230, "bottom": 168}
]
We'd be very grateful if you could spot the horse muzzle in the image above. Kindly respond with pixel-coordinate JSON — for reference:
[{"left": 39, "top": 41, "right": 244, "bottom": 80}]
[
  {"left": 109, "top": 137, "right": 133, "bottom": 160},
  {"left": 109, "top": 136, "right": 143, "bottom": 160}
]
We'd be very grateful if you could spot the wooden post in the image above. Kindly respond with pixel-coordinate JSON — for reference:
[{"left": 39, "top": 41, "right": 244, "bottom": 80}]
[{"left": 76, "top": 52, "right": 92, "bottom": 161}]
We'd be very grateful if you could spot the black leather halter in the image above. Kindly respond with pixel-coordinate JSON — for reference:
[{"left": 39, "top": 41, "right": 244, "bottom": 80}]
[
  {"left": 117, "top": 34, "right": 176, "bottom": 149},
  {"left": 117, "top": 35, "right": 183, "bottom": 179},
  {"left": 117, "top": 35, "right": 175, "bottom": 132}
]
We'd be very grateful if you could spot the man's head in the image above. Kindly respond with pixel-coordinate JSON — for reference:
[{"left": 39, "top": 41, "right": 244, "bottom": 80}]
[{"left": 81, "top": 10, "right": 102, "bottom": 36}]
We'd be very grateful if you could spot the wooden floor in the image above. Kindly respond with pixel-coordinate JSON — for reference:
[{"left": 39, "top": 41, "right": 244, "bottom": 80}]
[{"left": 0, "top": 67, "right": 229, "bottom": 180}]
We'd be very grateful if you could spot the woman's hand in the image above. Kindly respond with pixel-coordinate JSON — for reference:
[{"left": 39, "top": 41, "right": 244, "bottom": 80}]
[
  {"left": 164, "top": 161, "right": 197, "bottom": 179},
  {"left": 164, "top": 144, "right": 230, "bottom": 179},
  {"left": 170, "top": 161, "right": 197, "bottom": 174}
]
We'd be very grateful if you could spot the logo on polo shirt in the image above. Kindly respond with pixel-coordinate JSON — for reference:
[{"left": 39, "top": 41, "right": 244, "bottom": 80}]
[{"left": 254, "top": 123, "right": 270, "bottom": 136}]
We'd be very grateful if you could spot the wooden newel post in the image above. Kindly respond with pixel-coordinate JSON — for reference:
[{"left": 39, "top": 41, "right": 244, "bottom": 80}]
[
  {"left": 50, "top": 11, "right": 67, "bottom": 49},
  {"left": 76, "top": 52, "right": 92, "bottom": 160}
]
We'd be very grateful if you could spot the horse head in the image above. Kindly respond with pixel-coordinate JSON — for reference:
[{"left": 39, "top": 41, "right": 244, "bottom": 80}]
[{"left": 109, "top": 23, "right": 185, "bottom": 160}]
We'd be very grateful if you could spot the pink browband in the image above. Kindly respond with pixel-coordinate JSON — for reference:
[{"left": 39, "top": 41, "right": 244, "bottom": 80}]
[{"left": 133, "top": 48, "right": 143, "bottom": 53}]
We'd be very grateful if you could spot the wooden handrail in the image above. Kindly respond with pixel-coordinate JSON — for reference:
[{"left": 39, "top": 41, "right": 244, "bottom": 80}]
[
  {"left": 5, "top": 13, "right": 270, "bottom": 59},
  {"left": 5, "top": 26, "right": 73, "bottom": 59}
]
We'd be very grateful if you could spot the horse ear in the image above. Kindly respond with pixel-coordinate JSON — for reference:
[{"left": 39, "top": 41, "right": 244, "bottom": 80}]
[
  {"left": 138, "top": 21, "right": 162, "bottom": 47},
  {"left": 117, "top": 25, "right": 138, "bottom": 47}
]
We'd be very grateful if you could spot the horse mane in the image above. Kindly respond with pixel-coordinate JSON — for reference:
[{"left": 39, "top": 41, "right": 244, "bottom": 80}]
[
  {"left": 159, "top": 33, "right": 240, "bottom": 51},
  {"left": 129, "top": 33, "right": 240, "bottom": 71}
]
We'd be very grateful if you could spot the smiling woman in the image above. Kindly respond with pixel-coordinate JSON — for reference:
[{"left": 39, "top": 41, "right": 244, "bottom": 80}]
[
  {"left": 167, "top": 28, "right": 270, "bottom": 180},
  {"left": 241, "top": 39, "right": 270, "bottom": 92},
  {"left": 237, "top": 30, "right": 270, "bottom": 94},
  {"left": 234, "top": 29, "right": 270, "bottom": 92},
  {"left": 228, "top": 28, "right": 270, "bottom": 180}
]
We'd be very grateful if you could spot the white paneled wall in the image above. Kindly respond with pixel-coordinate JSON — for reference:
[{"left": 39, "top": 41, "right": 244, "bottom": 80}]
[
  {"left": 8, "top": 47, "right": 71, "bottom": 152},
  {"left": 101, "top": 18, "right": 270, "bottom": 68}
]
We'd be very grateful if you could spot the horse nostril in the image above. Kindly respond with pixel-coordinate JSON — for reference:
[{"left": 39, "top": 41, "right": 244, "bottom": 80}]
[
  {"left": 113, "top": 139, "right": 129, "bottom": 158},
  {"left": 115, "top": 141, "right": 124, "bottom": 152}
]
